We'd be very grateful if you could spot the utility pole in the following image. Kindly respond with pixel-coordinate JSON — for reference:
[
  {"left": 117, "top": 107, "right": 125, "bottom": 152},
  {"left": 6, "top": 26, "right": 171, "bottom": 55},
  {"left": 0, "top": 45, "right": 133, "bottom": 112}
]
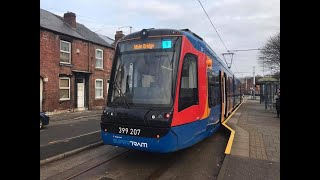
[
  {"left": 253, "top": 66, "right": 256, "bottom": 100},
  {"left": 263, "top": 62, "right": 264, "bottom": 77},
  {"left": 246, "top": 78, "right": 247, "bottom": 94}
]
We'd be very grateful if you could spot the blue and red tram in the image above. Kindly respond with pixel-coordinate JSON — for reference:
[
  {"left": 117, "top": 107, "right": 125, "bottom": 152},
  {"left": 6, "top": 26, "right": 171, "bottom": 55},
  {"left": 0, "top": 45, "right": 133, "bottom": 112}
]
[{"left": 101, "top": 28, "right": 242, "bottom": 153}]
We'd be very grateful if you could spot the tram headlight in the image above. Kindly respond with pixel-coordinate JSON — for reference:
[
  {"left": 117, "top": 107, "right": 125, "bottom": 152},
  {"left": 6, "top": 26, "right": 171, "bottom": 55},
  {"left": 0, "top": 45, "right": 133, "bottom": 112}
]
[
  {"left": 147, "top": 111, "right": 172, "bottom": 121},
  {"left": 165, "top": 113, "right": 171, "bottom": 119}
]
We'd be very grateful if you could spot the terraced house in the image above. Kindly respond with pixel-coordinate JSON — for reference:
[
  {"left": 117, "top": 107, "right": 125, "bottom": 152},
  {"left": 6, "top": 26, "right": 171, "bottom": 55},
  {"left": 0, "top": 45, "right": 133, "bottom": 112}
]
[{"left": 40, "top": 8, "right": 121, "bottom": 113}]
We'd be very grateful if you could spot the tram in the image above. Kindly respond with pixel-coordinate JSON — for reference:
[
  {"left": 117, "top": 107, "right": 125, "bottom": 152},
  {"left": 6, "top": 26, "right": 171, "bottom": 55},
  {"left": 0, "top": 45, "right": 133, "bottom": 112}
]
[{"left": 101, "top": 28, "right": 242, "bottom": 153}]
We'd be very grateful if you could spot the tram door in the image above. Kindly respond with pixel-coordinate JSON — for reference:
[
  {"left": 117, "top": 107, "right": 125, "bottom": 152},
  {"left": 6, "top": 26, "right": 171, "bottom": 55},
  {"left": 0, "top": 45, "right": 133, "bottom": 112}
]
[{"left": 220, "top": 72, "right": 227, "bottom": 122}]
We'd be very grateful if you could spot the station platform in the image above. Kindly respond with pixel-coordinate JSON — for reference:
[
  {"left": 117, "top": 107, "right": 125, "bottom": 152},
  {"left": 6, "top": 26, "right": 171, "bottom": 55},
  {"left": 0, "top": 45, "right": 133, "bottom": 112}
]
[{"left": 218, "top": 96, "right": 280, "bottom": 180}]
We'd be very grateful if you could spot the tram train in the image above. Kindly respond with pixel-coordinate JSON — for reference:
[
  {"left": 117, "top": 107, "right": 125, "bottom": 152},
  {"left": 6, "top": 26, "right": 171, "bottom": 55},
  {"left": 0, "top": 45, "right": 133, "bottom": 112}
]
[{"left": 101, "top": 28, "right": 243, "bottom": 153}]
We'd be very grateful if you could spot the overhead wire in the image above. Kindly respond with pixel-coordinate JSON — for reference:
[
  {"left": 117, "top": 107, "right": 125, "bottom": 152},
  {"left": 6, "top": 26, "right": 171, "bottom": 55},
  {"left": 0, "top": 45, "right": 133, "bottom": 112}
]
[
  {"left": 195, "top": 1, "right": 266, "bottom": 75},
  {"left": 196, "top": 0, "right": 228, "bottom": 52}
]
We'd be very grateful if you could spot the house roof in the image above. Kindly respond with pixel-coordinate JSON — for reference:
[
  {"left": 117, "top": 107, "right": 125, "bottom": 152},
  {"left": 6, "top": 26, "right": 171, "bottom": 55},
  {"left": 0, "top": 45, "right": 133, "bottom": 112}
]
[
  {"left": 98, "top": 34, "right": 115, "bottom": 47},
  {"left": 40, "top": 9, "right": 84, "bottom": 39},
  {"left": 75, "top": 23, "right": 113, "bottom": 48},
  {"left": 40, "top": 8, "right": 113, "bottom": 48}
]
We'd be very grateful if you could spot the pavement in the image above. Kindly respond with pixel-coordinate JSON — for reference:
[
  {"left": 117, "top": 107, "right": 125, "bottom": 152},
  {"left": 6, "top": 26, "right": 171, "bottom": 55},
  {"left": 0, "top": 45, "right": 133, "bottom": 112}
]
[
  {"left": 218, "top": 97, "right": 280, "bottom": 180},
  {"left": 48, "top": 109, "right": 103, "bottom": 122}
]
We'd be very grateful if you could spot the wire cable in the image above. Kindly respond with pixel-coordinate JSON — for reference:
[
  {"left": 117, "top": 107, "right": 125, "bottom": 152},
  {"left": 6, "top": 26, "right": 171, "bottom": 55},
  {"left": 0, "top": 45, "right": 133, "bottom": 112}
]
[
  {"left": 229, "top": 48, "right": 263, "bottom": 52},
  {"left": 197, "top": 0, "right": 228, "bottom": 52}
]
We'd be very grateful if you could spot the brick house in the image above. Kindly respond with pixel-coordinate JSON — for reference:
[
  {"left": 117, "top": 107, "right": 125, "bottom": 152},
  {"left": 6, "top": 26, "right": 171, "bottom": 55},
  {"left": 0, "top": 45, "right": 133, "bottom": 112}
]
[{"left": 40, "top": 9, "right": 120, "bottom": 113}]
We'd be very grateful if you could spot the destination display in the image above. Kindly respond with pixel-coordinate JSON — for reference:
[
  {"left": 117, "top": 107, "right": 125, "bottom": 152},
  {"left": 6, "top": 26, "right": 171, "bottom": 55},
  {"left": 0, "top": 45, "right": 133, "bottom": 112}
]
[{"left": 120, "top": 39, "right": 173, "bottom": 52}]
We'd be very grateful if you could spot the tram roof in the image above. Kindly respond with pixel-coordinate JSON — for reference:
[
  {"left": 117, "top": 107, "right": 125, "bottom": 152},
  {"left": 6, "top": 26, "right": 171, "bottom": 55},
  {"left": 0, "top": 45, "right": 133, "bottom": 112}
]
[{"left": 121, "top": 28, "right": 235, "bottom": 76}]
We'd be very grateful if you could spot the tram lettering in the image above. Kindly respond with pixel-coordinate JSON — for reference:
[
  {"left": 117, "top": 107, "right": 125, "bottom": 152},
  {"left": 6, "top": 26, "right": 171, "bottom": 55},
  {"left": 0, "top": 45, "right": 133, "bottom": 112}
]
[
  {"left": 133, "top": 43, "right": 155, "bottom": 50},
  {"left": 129, "top": 141, "right": 148, "bottom": 148},
  {"left": 113, "top": 139, "right": 130, "bottom": 145}
]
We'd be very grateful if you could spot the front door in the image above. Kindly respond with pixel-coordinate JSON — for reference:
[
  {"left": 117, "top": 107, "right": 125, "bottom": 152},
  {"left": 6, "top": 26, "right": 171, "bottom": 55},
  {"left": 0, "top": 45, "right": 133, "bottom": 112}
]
[
  {"left": 40, "top": 77, "right": 43, "bottom": 112},
  {"left": 77, "top": 79, "right": 85, "bottom": 110}
]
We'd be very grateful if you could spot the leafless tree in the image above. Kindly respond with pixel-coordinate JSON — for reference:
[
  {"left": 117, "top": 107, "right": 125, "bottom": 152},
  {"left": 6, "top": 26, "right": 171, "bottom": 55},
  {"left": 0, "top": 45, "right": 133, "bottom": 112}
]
[{"left": 258, "top": 32, "right": 280, "bottom": 73}]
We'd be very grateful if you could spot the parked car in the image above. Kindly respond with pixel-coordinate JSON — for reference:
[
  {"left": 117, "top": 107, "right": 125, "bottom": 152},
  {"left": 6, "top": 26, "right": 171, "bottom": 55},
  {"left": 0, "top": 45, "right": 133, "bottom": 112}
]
[{"left": 40, "top": 112, "right": 49, "bottom": 129}]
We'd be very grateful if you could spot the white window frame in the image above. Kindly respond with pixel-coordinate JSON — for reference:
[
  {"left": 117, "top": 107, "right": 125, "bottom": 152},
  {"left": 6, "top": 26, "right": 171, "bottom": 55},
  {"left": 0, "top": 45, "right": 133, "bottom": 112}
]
[
  {"left": 60, "top": 40, "right": 71, "bottom": 64},
  {"left": 107, "top": 79, "right": 110, "bottom": 94},
  {"left": 95, "top": 79, "right": 104, "bottom": 99},
  {"left": 95, "top": 49, "right": 103, "bottom": 69},
  {"left": 59, "top": 77, "right": 71, "bottom": 100}
]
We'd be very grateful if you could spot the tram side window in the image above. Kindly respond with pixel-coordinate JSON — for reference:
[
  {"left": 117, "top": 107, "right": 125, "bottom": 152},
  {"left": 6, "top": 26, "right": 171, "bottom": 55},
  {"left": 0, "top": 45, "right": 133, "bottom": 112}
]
[
  {"left": 208, "top": 71, "right": 220, "bottom": 107},
  {"left": 178, "top": 54, "right": 198, "bottom": 112},
  {"left": 208, "top": 71, "right": 215, "bottom": 107},
  {"left": 215, "top": 75, "right": 221, "bottom": 103}
]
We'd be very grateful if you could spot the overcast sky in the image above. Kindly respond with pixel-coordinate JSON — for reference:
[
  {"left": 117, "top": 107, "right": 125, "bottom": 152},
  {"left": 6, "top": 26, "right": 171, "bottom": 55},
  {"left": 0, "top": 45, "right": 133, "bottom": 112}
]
[{"left": 40, "top": 0, "right": 279, "bottom": 77}]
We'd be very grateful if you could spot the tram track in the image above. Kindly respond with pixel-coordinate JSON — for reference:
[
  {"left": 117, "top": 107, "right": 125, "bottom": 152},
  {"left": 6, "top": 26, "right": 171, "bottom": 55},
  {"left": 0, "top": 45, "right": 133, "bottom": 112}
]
[
  {"left": 41, "top": 145, "right": 129, "bottom": 180},
  {"left": 44, "top": 146, "right": 180, "bottom": 180},
  {"left": 145, "top": 152, "right": 179, "bottom": 180},
  {"left": 65, "top": 150, "right": 131, "bottom": 180},
  {"left": 41, "top": 129, "right": 229, "bottom": 180}
]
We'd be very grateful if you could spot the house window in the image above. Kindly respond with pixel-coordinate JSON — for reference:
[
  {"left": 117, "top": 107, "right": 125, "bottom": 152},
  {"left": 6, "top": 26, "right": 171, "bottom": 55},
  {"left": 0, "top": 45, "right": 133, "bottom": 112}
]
[
  {"left": 95, "top": 79, "right": 103, "bottom": 99},
  {"left": 60, "top": 40, "right": 71, "bottom": 64},
  {"left": 95, "top": 49, "right": 103, "bottom": 69},
  {"left": 59, "top": 77, "right": 70, "bottom": 100}
]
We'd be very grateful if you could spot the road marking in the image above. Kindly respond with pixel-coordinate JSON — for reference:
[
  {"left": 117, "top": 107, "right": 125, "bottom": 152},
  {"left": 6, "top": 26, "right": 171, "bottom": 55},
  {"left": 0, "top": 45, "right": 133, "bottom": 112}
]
[
  {"left": 73, "top": 114, "right": 101, "bottom": 120},
  {"left": 222, "top": 101, "right": 243, "bottom": 154},
  {"left": 40, "top": 141, "right": 104, "bottom": 166},
  {"left": 49, "top": 115, "right": 100, "bottom": 126},
  {"left": 42, "top": 130, "right": 101, "bottom": 147}
]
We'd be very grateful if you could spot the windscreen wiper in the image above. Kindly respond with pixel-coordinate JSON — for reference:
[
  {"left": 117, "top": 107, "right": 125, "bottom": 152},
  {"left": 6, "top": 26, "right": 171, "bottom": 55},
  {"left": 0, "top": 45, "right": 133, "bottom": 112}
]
[
  {"left": 113, "top": 61, "right": 131, "bottom": 109},
  {"left": 113, "top": 81, "right": 131, "bottom": 109}
]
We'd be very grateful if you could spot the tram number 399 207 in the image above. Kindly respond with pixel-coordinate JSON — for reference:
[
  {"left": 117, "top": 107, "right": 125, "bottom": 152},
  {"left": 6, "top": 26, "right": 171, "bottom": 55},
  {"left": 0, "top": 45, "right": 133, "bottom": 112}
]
[{"left": 119, "top": 127, "right": 141, "bottom": 136}]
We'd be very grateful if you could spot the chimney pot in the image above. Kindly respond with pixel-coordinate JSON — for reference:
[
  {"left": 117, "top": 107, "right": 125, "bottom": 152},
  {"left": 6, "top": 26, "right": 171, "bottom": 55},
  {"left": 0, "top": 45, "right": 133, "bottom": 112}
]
[
  {"left": 64, "top": 12, "right": 76, "bottom": 29},
  {"left": 115, "top": 31, "right": 125, "bottom": 43}
]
